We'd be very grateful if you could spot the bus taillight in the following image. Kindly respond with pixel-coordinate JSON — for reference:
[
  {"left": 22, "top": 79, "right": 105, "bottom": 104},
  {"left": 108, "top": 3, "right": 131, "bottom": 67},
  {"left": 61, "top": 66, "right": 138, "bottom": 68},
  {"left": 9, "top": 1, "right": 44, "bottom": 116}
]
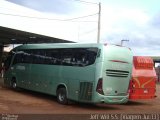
[{"left": 96, "top": 78, "right": 104, "bottom": 95}]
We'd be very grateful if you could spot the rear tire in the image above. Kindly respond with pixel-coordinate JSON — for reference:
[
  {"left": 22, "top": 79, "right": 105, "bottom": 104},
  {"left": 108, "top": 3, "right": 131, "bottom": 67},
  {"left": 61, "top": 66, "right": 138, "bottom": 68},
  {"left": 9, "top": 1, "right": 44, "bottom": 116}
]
[
  {"left": 57, "top": 88, "right": 68, "bottom": 105},
  {"left": 11, "top": 79, "right": 17, "bottom": 89}
]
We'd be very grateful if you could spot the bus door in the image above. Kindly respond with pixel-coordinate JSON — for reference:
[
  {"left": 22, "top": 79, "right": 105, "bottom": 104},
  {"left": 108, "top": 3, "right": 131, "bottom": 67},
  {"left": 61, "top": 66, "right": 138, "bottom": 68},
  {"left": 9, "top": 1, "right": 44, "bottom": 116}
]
[
  {"left": 3, "top": 51, "right": 15, "bottom": 85},
  {"left": 12, "top": 51, "right": 31, "bottom": 89}
]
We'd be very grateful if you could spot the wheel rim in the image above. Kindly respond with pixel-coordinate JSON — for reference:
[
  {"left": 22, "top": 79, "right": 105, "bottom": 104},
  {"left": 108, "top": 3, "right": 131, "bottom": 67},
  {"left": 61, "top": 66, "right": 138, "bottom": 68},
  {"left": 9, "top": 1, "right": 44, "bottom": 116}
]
[
  {"left": 12, "top": 82, "right": 17, "bottom": 89},
  {"left": 58, "top": 93, "right": 65, "bottom": 102},
  {"left": 57, "top": 88, "right": 68, "bottom": 104}
]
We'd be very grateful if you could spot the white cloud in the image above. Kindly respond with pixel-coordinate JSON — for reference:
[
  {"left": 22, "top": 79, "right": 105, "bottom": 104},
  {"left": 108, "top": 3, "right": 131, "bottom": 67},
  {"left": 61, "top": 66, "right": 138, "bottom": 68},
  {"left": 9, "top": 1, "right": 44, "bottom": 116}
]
[
  {"left": 0, "top": 1, "right": 81, "bottom": 41},
  {"left": 1, "top": 0, "right": 160, "bottom": 56}
]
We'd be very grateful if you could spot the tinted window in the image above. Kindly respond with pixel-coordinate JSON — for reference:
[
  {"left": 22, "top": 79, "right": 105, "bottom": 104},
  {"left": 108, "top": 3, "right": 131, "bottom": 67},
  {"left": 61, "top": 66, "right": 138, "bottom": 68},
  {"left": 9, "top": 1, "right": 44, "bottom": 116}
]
[
  {"left": 45, "top": 49, "right": 61, "bottom": 65},
  {"left": 23, "top": 50, "right": 32, "bottom": 63},
  {"left": 61, "top": 48, "right": 98, "bottom": 67},
  {"left": 61, "top": 49, "right": 73, "bottom": 66},
  {"left": 13, "top": 50, "right": 32, "bottom": 64},
  {"left": 31, "top": 50, "right": 46, "bottom": 64},
  {"left": 11, "top": 48, "right": 98, "bottom": 67},
  {"left": 12, "top": 51, "right": 24, "bottom": 65}
]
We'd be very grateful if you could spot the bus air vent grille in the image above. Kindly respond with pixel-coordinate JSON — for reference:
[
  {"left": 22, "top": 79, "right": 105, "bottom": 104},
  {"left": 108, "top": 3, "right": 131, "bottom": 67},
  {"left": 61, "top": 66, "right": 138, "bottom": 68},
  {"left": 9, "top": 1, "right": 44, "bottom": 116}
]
[
  {"left": 79, "top": 82, "right": 93, "bottom": 101},
  {"left": 106, "top": 69, "right": 129, "bottom": 77}
]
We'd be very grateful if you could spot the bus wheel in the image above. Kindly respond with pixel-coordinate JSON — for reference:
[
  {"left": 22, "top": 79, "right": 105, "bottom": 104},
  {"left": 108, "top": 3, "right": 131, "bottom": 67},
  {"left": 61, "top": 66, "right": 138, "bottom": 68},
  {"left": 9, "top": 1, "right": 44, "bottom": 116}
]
[
  {"left": 11, "top": 79, "right": 17, "bottom": 89},
  {"left": 57, "top": 88, "right": 68, "bottom": 105}
]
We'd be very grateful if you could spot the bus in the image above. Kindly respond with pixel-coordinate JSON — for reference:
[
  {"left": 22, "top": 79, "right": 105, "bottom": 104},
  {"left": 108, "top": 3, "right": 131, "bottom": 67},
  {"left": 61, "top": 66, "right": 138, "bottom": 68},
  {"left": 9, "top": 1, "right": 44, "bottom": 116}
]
[
  {"left": 129, "top": 56, "right": 156, "bottom": 99},
  {"left": 3, "top": 43, "right": 133, "bottom": 104}
]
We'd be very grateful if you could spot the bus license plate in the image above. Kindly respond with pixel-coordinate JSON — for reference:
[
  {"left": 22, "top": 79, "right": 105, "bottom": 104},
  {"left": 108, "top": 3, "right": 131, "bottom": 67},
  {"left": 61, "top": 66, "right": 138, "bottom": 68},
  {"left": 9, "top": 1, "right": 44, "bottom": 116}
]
[
  {"left": 112, "top": 98, "right": 119, "bottom": 101},
  {"left": 144, "top": 89, "right": 148, "bottom": 94}
]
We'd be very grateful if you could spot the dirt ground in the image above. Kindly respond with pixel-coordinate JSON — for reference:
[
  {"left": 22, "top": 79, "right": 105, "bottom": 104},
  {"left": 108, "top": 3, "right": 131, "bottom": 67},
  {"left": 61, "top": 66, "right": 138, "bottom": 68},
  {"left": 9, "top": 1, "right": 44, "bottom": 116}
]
[{"left": 0, "top": 78, "right": 160, "bottom": 115}]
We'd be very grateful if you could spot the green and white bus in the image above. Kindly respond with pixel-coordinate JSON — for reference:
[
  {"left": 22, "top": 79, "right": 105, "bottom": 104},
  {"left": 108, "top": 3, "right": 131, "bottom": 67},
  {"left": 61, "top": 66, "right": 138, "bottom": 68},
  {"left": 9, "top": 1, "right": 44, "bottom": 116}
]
[{"left": 4, "top": 43, "right": 133, "bottom": 104}]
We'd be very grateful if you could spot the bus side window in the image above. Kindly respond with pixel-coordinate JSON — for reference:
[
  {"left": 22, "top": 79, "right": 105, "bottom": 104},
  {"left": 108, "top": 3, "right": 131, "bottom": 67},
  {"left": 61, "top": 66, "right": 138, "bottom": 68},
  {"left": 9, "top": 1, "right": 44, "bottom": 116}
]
[
  {"left": 45, "top": 49, "right": 61, "bottom": 65},
  {"left": 70, "top": 48, "right": 98, "bottom": 67},
  {"left": 12, "top": 52, "right": 23, "bottom": 65},
  {"left": 61, "top": 49, "right": 73, "bottom": 66},
  {"left": 72, "top": 49, "right": 87, "bottom": 67},
  {"left": 86, "top": 48, "right": 98, "bottom": 65},
  {"left": 23, "top": 50, "right": 32, "bottom": 64},
  {"left": 32, "top": 50, "right": 46, "bottom": 64}
]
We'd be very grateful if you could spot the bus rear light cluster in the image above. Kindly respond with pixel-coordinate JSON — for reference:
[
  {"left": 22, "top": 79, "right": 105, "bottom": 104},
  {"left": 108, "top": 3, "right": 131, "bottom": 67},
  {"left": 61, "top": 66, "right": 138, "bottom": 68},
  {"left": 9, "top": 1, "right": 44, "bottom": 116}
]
[{"left": 96, "top": 78, "right": 104, "bottom": 95}]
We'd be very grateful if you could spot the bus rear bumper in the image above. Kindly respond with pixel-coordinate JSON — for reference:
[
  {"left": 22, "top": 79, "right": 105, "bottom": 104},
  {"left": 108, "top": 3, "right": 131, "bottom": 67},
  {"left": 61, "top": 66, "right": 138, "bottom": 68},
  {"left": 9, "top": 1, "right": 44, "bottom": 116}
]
[{"left": 94, "top": 94, "right": 129, "bottom": 104}]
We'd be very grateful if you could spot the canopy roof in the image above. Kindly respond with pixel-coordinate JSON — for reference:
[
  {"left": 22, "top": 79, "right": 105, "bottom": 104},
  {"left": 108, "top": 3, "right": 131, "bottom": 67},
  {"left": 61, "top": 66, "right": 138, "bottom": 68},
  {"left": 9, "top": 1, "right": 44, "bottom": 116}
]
[{"left": 0, "top": 26, "right": 73, "bottom": 46}]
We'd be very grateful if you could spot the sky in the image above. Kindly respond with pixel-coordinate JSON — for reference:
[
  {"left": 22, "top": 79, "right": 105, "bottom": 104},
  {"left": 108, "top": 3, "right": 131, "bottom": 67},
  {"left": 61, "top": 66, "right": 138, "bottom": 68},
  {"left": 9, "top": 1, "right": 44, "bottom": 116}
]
[{"left": 0, "top": 0, "right": 160, "bottom": 56}]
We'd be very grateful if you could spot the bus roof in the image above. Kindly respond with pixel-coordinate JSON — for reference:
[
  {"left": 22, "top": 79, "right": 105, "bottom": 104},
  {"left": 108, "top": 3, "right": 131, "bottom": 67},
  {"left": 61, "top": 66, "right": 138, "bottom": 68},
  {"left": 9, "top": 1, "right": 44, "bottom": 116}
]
[
  {"left": 12, "top": 43, "right": 129, "bottom": 51},
  {"left": 12, "top": 43, "right": 102, "bottom": 50}
]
